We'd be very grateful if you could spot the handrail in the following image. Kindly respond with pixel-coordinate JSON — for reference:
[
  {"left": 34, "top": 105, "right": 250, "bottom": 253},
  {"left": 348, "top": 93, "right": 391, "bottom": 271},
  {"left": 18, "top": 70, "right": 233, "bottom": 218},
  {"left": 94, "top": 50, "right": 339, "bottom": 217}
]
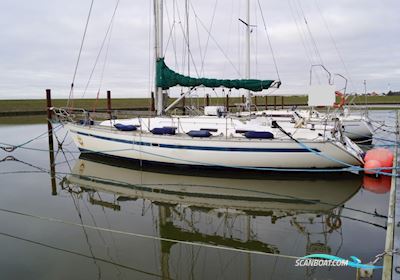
[
  {"left": 309, "top": 64, "right": 332, "bottom": 85},
  {"left": 333, "top": 73, "right": 348, "bottom": 94}
]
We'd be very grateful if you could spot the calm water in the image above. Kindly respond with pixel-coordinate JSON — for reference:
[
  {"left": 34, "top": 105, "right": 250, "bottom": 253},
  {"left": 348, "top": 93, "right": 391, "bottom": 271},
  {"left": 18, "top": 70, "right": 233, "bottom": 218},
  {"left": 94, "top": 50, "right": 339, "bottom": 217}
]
[{"left": 0, "top": 110, "right": 395, "bottom": 279}]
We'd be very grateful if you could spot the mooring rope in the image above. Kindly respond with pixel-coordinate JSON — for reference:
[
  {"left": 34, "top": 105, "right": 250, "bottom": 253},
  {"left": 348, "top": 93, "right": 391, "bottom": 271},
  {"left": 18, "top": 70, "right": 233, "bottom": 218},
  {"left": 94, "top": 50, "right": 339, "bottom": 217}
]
[
  {"left": 0, "top": 207, "right": 300, "bottom": 260},
  {"left": 0, "top": 124, "right": 63, "bottom": 153},
  {"left": 0, "top": 231, "right": 169, "bottom": 279}
]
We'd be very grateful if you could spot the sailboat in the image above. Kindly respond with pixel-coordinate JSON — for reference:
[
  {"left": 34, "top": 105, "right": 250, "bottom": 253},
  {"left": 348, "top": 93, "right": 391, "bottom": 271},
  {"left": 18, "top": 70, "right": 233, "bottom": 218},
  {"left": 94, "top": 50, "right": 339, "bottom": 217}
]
[{"left": 56, "top": 0, "right": 365, "bottom": 171}]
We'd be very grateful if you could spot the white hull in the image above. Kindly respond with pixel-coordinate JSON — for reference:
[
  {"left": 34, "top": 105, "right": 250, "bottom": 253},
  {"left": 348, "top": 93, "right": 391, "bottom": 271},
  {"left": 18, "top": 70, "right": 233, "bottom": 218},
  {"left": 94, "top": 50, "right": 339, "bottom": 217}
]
[
  {"left": 340, "top": 118, "right": 374, "bottom": 140},
  {"left": 66, "top": 121, "right": 363, "bottom": 169}
]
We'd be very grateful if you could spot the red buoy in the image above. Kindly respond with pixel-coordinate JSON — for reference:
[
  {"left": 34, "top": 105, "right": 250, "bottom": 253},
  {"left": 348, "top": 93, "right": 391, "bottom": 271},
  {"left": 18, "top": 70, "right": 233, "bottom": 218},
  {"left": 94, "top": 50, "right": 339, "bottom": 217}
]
[
  {"left": 363, "top": 175, "right": 391, "bottom": 194},
  {"left": 364, "top": 148, "right": 394, "bottom": 173},
  {"left": 364, "top": 159, "right": 382, "bottom": 175}
]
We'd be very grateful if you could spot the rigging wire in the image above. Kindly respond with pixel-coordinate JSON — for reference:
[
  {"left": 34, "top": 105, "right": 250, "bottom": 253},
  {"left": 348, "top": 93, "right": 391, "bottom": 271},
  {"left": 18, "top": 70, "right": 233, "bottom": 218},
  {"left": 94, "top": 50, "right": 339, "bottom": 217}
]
[
  {"left": 193, "top": 0, "right": 219, "bottom": 76},
  {"left": 296, "top": 0, "right": 324, "bottom": 67},
  {"left": 172, "top": 0, "right": 178, "bottom": 71},
  {"left": 148, "top": 0, "right": 154, "bottom": 108},
  {"left": 254, "top": 1, "right": 259, "bottom": 79},
  {"left": 67, "top": 0, "right": 96, "bottom": 108},
  {"left": 177, "top": 21, "right": 200, "bottom": 77},
  {"left": 163, "top": 0, "right": 176, "bottom": 69},
  {"left": 314, "top": 0, "right": 354, "bottom": 91},
  {"left": 189, "top": 3, "right": 241, "bottom": 77},
  {"left": 287, "top": 0, "right": 314, "bottom": 66},
  {"left": 82, "top": 0, "right": 120, "bottom": 99},
  {"left": 165, "top": 1, "right": 185, "bottom": 74},
  {"left": 287, "top": 0, "right": 324, "bottom": 85},
  {"left": 193, "top": 5, "right": 204, "bottom": 74},
  {"left": 219, "top": 0, "right": 234, "bottom": 80},
  {"left": 93, "top": 20, "right": 115, "bottom": 113},
  {"left": 237, "top": 1, "right": 241, "bottom": 77},
  {"left": 163, "top": 1, "right": 200, "bottom": 78},
  {"left": 185, "top": 0, "right": 190, "bottom": 76},
  {"left": 257, "top": 0, "right": 281, "bottom": 81}
]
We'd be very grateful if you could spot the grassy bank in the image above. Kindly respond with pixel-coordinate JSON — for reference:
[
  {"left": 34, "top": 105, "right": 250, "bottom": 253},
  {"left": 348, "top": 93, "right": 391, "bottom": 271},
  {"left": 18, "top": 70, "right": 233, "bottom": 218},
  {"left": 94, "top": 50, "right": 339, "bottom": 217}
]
[
  {"left": 0, "top": 95, "right": 399, "bottom": 116},
  {"left": 0, "top": 115, "right": 47, "bottom": 125},
  {"left": 0, "top": 98, "right": 151, "bottom": 114}
]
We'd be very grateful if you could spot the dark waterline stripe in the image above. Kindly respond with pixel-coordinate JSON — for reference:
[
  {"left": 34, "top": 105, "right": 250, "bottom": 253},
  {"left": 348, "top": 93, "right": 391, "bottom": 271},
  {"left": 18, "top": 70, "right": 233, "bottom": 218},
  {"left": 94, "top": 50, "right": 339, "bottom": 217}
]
[{"left": 74, "top": 130, "right": 320, "bottom": 153}]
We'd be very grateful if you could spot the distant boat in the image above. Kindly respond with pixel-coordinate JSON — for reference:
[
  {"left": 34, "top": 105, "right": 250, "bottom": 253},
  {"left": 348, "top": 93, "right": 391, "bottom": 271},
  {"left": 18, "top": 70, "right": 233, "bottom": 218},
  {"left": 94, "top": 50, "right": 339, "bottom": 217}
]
[{"left": 244, "top": 109, "right": 374, "bottom": 142}]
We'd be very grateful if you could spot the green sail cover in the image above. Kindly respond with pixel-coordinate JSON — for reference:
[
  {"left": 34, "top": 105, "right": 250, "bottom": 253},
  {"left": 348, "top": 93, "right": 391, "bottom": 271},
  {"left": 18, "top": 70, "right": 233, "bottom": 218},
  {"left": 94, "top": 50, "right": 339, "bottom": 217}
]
[{"left": 156, "top": 58, "right": 277, "bottom": 92}]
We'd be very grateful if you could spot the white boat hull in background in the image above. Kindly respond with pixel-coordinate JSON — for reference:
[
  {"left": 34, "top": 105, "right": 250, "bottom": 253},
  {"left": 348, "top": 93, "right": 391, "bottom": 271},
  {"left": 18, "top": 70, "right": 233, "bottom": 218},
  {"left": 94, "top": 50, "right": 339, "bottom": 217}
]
[
  {"left": 248, "top": 109, "right": 374, "bottom": 141},
  {"left": 340, "top": 118, "right": 374, "bottom": 141}
]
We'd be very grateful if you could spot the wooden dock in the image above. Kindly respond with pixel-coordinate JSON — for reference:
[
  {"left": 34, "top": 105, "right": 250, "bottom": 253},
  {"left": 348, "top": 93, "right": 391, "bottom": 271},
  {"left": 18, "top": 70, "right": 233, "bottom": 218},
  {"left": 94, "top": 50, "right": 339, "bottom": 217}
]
[
  {"left": 382, "top": 110, "right": 400, "bottom": 280},
  {"left": 393, "top": 165, "right": 400, "bottom": 278},
  {"left": 392, "top": 139, "right": 400, "bottom": 278}
]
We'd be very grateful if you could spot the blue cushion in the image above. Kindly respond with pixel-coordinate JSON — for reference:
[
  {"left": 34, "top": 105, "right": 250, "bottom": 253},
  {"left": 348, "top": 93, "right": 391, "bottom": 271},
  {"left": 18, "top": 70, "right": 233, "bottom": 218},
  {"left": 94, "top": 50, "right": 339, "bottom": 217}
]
[
  {"left": 114, "top": 123, "right": 137, "bottom": 131},
  {"left": 244, "top": 131, "right": 274, "bottom": 139},
  {"left": 79, "top": 119, "right": 94, "bottom": 125},
  {"left": 151, "top": 127, "right": 176, "bottom": 135},
  {"left": 187, "top": 130, "right": 212, "bottom": 137}
]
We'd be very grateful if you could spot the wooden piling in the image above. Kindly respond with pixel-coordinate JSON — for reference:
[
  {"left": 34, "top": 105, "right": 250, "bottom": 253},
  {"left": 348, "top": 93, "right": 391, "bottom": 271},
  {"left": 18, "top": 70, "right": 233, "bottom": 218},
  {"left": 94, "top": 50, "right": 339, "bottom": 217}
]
[
  {"left": 265, "top": 96, "right": 268, "bottom": 110},
  {"left": 46, "top": 89, "right": 53, "bottom": 145},
  {"left": 151, "top": 91, "right": 155, "bottom": 112},
  {"left": 206, "top": 94, "right": 210, "bottom": 106},
  {"left": 182, "top": 96, "right": 186, "bottom": 115},
  {"left": 274, "top": 96, "right": 277, "bottom": 110},
  {"left": 107, "top": 90, "right": 112, "bottom": 118},
  {"left": 46, "top": 89, "right": 56, "bottom": 196},
  {"left": 226, "top": 94, "right": 229, "bottom": 111},
  {"left": 281, "top": 96, "right": 284, "bottom": 109}
]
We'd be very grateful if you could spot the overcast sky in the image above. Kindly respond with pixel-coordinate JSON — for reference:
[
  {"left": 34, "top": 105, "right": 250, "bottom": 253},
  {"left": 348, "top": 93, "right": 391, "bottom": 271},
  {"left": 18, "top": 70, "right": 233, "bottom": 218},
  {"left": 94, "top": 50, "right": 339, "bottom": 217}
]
[{"left": 0, "top": 0, "right": 399, "bottom": 100}]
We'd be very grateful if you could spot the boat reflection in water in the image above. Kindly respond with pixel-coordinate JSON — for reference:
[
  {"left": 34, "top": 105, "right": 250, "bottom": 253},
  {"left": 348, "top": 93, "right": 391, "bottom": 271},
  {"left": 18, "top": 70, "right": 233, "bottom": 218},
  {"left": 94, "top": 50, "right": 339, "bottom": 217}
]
[
  {"left": 63, "top": 154, "right": 362, "bottom": 278},
  {"left": 66, "top": 154, "right": 361, "bottom": 214}
]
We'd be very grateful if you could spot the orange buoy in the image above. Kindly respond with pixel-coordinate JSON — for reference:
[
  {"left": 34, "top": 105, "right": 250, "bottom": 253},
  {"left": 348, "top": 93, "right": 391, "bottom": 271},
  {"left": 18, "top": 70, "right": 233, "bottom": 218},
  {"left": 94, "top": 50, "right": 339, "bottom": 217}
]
[
  {"left": 364, "top": 159, "right": 382, "bottom": 175},
  {"left": 363, "top": 175, "right": 391, "bottom": 194},
  {"left": 364, "top": 148, "right": 394, "bottom": 172}
]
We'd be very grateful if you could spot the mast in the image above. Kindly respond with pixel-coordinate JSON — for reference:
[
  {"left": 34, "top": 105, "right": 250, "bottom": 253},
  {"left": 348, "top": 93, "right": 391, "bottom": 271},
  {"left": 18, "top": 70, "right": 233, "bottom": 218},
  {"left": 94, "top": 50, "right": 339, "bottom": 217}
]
[
  {"left": 154, "top": 0, "right": 164, "bottom": 115},
  {"left": 185, "top": 0, "right": 190, "bottom": 76},
  {"left": 245, "top": 0, "right": 251, "bottom": 111}
]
